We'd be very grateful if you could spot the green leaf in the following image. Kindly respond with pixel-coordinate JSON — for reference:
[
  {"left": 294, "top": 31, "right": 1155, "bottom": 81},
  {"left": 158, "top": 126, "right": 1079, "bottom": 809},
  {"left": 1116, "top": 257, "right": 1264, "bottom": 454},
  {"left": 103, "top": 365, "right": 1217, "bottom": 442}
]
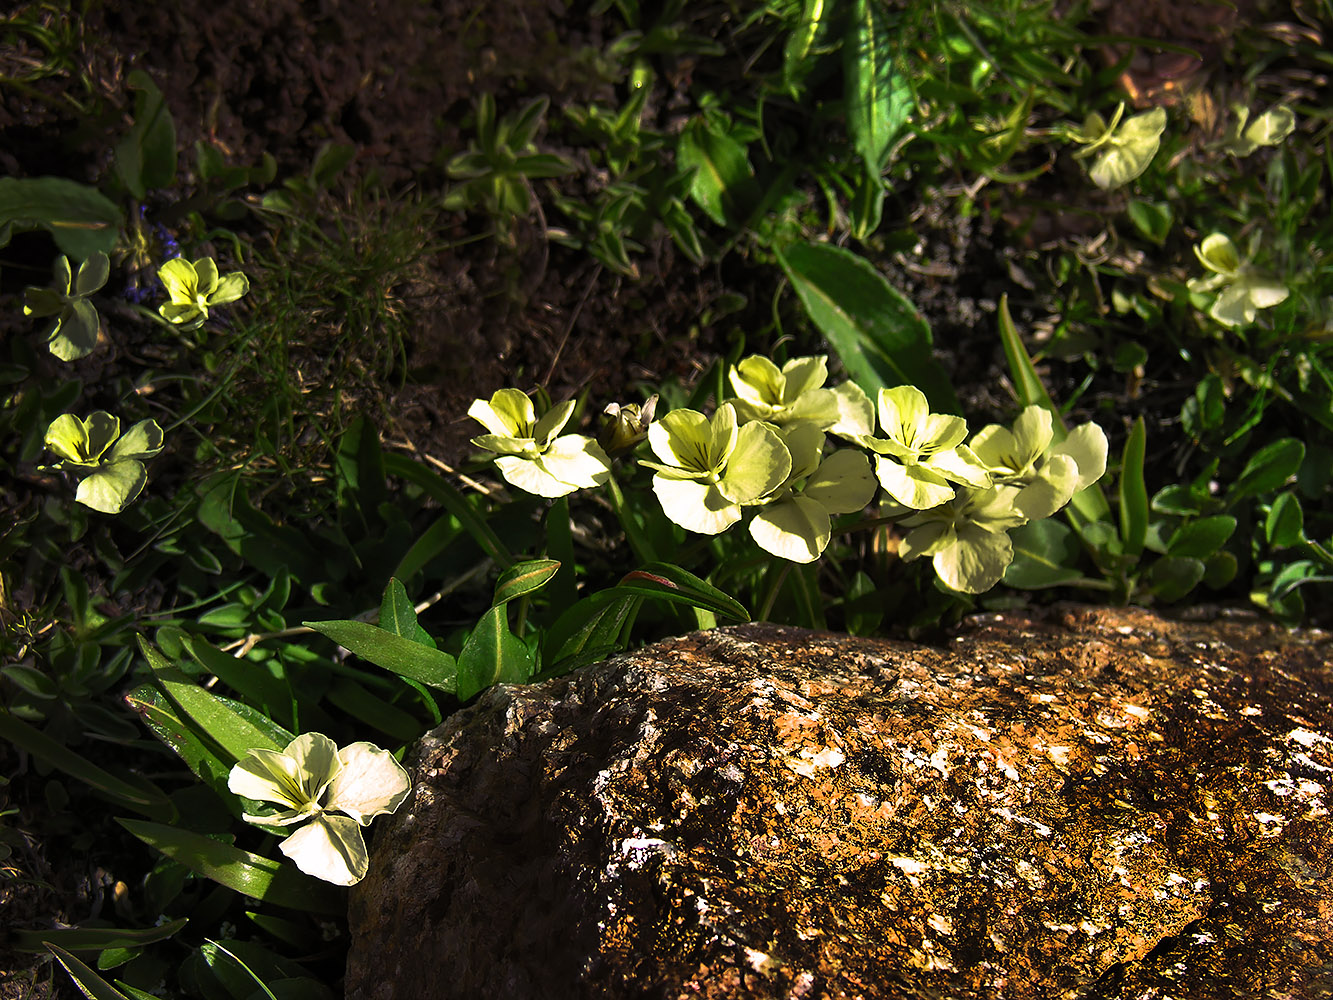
[
  {"left": 381, "top": 453, "right": 514, "bottom": 568},
  {"left": 183, "top": 636, "right": 294, "bottom": 727},
  {"left": 782, "top": 0, "right": 831, "bottom": 95},
  {"left": 776, "top": 241, "right": 959, "bottom": 413},
  {"left": 46, "top": 944, "right": 136, "bottom": 1000},
  {"left": 1004, "top": 519, "right": 1085, "bottom": 588},
  {"left": 843, "top": 571, "right": 882, "bottom": 636},
  {"left": 677, "top": 117, "right": 758, "bottom": 228},
  {"left": 1147, "top": 555, "right": 1205, "bottom": 602},
  {"left": 492, "top": 558, "right": 561, "bottom": 605},
  {"left": 1231, "top": 438, "right": 1305, "bottom": 502},
  {"left": 14, "top": 919, "right": 188, "bottom": 954},
  {"left": 1126, "top": 199, "right": 1172, "bottom": 245},
  {"left": 378, "top": 578, "right": 432, "bottom": 646},
  {"left": 0, "top": 177, "right": 123, "bottom": 259},
  {"left": 117, "top": 820, "right": 343, "bottom": 914},
  {"left": 541, "top": 592, "right": 642, "bottom": 673},
  {"left": 303, "top": 620, "right": 456, "bottom": 692},
  {"left": 1266, "top": 492, "right": 1304, "bottom": 547},
  {"left": 0, "top": 711, "right": 169, "bottom": 817},
  {"left": 114, "top": 70, "right": 177, "bottom": 198},
  {"left": 456, "top": 605, "right": 533, "bottom": 701},
  {"left": 1119, "top": 417, "right": 1149, "bottom": 557},
  {"left": 843, "top": 0, "right": 908, "bottom": 173},
  {"left": 124, "top": 685, "right": 236, "bottom": 799},
  {"left": 1203, "top": 550, "right": 1238, "bottom": 589},
  {"left": 1166, "top": 515, "right": 1236, "bottom": 559},
  {"left": 141, "top": 639, "right": 285, "bottom": 761},
  {"left": 612, "top": 562, "right": 749, "bottom": 621}
]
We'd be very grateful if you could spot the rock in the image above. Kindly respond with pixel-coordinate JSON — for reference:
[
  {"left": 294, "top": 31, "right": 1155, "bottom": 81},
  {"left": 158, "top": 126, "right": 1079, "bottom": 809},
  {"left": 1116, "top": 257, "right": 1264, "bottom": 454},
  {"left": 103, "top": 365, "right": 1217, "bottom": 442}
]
[{"left": 346, "top": 605, "right": 1333, "bottom": 1000}]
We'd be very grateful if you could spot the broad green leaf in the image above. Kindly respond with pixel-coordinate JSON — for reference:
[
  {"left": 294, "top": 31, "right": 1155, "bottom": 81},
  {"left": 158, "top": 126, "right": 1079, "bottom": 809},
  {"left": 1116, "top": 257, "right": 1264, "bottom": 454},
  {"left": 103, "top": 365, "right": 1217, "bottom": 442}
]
[
  {"left": 1126, "top": 199, "right": 1172, "bottom": 245},
  {"left": 612, "top": 562, "right": 749, "bottom": 621},
  {"left": 776, "top": 241, "right": 959, "bottom": 413},
  {"left": 15, "top": 919, "right": 187, "bottom": 954},
  {"left": 141, "top": 639, "right": 285, "bottom": 761},
  {"left": 541, "top": 592, "right": 642, "bottom": 674},
  {"left": 843, "top": 0, "right": 908, "bottom": 172},
  {"left": 782, "top": 0, "right": 831, "bottom": 95},
  {"left": 124, "top": 685, "right": 236, "bottom": 799},
  {"left": 183, "top": 636, "right": 294, "bottom": 726},
  {"left": 1203, "top": 550, "right": 1238, "bottom": 589},
  {"left": 303, "top": 619, "right": 457, "bottom": 692},
  {"left": 492, "top": 558, "right": 561, "bottom": 605},
  {"left": 381, "top": 453, "right": 514, "bottom": 568},
  {"left": 1166, "top": 515, "right": 1236, "bottom": 559},
  {"left": 1147, "top": 556, "right": 1205, "bottom": 602},
  {"left": 1004, "top": 519, "right": 1085, "bottom": 588},
  {"left": 326, "top": 679, "right": 422, "bottom": 742},
  {"left": 114, "top": 69, "right": 177, "bottom": 198},
  {"left": 46, "top": 944, "right": 136, "bottom": 1000},
  {"left": 843, "top": 571, "right": 882, "bottom": 636},
  {"left": 1119, "top": 417, "right": 1148, "bottom": 557},
  {"left": 1266, "top": 492, "right": 1304, "bottom": 547},
  {"left": 456, "top": 605, "right": 533, "bottom": 701},
  {"left": 677, "top": 118, "right": 758, "bottom": 228},
  {"left": 378, "top": 578, "right": 433, "bottom": 646},
  {"left": 0, "top": 177, "right": 123, "bottom": 259},
  {"left": 117, "top": 820, "right": 343, "bottom": 914},
  {"left": 0, "top": 712, "right": 169, "bottom": 817},
  {"left": 1231, "top": 438, "right": 1304, "bottom": 502}
]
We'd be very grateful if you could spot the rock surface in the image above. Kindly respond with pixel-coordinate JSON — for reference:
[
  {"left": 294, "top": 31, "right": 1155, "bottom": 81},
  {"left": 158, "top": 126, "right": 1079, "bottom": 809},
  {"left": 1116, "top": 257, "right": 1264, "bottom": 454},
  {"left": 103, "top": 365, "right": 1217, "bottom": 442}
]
[{"left": 346, "top": 606, "right": 1333, "bottom": 999}]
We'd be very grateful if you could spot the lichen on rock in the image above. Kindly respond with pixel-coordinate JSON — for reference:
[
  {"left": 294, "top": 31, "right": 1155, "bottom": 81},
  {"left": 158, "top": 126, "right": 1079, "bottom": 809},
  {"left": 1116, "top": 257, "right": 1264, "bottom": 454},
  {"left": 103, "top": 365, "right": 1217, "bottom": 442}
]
[{"left": 347, "top": 606, "right": 1333, "bottom": 1000}]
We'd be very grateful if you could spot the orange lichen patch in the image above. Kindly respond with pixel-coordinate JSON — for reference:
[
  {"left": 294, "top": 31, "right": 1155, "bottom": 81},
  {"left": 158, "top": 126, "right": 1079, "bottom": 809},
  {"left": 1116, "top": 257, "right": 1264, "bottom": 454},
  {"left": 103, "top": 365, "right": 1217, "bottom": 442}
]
[{"left": 349, "top": 606, "right": 1333, "bottom": 1000}]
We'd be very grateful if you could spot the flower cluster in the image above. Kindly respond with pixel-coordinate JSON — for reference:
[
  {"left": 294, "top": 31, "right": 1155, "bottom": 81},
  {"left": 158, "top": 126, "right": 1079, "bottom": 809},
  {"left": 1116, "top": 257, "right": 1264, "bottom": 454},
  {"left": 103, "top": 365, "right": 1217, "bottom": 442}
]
[{"left": 468, "top": 356, "right": 1108, "bottom": 592}]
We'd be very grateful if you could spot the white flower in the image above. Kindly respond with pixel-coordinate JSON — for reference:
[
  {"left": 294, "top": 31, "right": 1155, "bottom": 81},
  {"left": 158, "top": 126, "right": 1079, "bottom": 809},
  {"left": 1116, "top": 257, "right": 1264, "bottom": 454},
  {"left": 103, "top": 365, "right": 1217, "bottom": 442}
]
[{"left": 228, "top": 733, "right": 411, "bottom": 886}]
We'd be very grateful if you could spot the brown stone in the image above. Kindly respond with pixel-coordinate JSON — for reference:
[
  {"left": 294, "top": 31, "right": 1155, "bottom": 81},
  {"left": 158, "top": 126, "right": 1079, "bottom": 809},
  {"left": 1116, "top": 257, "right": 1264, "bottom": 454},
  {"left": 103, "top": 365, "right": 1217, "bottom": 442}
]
[{"left": 346, "top": 606, "right": 1333, "bottom": 1000}]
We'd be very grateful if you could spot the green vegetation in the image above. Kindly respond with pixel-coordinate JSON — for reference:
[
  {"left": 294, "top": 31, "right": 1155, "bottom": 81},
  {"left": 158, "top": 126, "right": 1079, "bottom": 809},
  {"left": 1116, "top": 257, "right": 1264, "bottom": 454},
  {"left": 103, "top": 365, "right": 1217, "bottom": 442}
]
[{"left": 2, "top": 0, "right": 1331, "bottom": 995}]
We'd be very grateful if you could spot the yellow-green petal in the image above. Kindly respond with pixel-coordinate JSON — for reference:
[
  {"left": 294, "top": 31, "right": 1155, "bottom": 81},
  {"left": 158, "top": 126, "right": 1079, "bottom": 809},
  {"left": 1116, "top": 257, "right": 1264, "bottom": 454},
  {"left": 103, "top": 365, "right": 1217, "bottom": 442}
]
[
  {"left": 749, "top": 496, "right": 831, "bottom": 564},
  {"left": 803, "top": 449, "right": 877, "bottom": 514},
  {"left": 74, "top": 460, "right": 147, "bottom": 513},
  {"left": 328, "top": 742, "right": 412, "bottom": 825},
  {"left": 193, "top": 258, "right": 220, "bottom": 294},
  {"left": 208, "top": 271, "right": 249, "bottom": 306},
  {"left": 494, "top": 455, "right": 579, "bottom": 498},
  {"left": 717, "top": 421, "right": 790, "bottom": 504},
  {"left": 279, "top": 814, "right": 369, "bottom": 886},
  {"left": 875, "top": 457, "right": 955, "bottom": 510},
  {"left": 652, "top": 476, "right": 740, "bottom": 535},
  {"left": 109, "top": 419, "right": 164, "bottom": 462}
]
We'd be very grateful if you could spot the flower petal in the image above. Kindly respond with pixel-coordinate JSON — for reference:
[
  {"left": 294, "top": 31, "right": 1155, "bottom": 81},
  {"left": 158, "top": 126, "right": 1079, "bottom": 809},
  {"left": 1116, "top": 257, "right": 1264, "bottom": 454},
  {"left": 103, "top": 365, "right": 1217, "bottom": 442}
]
[
  {"left": 109, "top": 419, "right": 164, "bottom": 462},
  {"left": 932, "top": 526, "right": 1014, "bottom": 594},
  {"left": 877, "top": 386, "right": 928, "bottom": 446},
  {"left": 75, "top": 460, "right": 147, "bottom": 514},
  {"left": 193, "top": 258, "right": 220, "bottom": 295},
  {"left": 539, "top": 434, "right": 611, "bottom": 489},
  {"left": 1048, "top": 423, "right": 1108, "bottom": 491},
  {"left": 469, "top": 389, "right": 535, "bottom": 437},
  {"left": 283, "top": 733, "right": 343, "bottom": 804},
  {"left": 328, "top": 742, "right": 413, "bottom": 824},
  {"left": 652, "top": 476, "right": 740, "bottom": 535},
  {"left": 717, "top": 421, "right": 790, "bottom": 504},
  {"left": 45, "top": 414, "right": 93, "bottom": 465},
  {"left": 531, "top": 400, "right": 575, "bottom": 446},
  {"left": 803, "top": 449, "right": 877, "bottom": 514},
  {"left": 494, "top": 455, "right": 578, "bottom": 498},
  {"left": 207, "top": 271, "right": 249, "bottom": 306},
  {"left": 876, "top": 457, "right": 955, "bottom": 510},
  {"left": 749, "top": 496, "right": 831, "bottom": 563},
  {"left": 279, "top": 814, "right": 369, "bottom": 886},
  {"left": 648, "top": 409, "right": 712, "bottom": 471},
  {"left": 228, "top": 748, "right": 310, "bottom": 811},
  {"left": 157, "top": 258, "right": 197, "bottom": 304}
]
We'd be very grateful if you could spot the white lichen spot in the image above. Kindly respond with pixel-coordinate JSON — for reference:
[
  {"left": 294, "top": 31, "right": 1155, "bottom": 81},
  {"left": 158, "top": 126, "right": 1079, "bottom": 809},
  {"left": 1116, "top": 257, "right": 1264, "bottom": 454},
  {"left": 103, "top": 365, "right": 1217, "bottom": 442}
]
[
  {"left": 928, "top": 745, "right": 951, "bottom": 777},
  {"left": 1253, "top": 812, "right": 1286, "bottom": 836},
  {"left": 745, "top": 947, "right": 776, "bottom": 974},
  {"left": 1288, "top": 728, "right": 1329, "bottom": 748},
  {"left": 928, "top": 913, "right": 953, "bottom": 936},
  {"left": 889, "top": 856, "right": 931, "bottom": 887},
  {"left": 619, "top": 837, "right": 677, "bottom": 870},
  {"left": 1122, "top": 703, "right": 1151, "bottom": 720},
  {"left": 785, "top": 746, "right": 846, "bottom": 778},
  {"left": 1240, "top": 705, "right": 1263, "bottom": 716}
]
